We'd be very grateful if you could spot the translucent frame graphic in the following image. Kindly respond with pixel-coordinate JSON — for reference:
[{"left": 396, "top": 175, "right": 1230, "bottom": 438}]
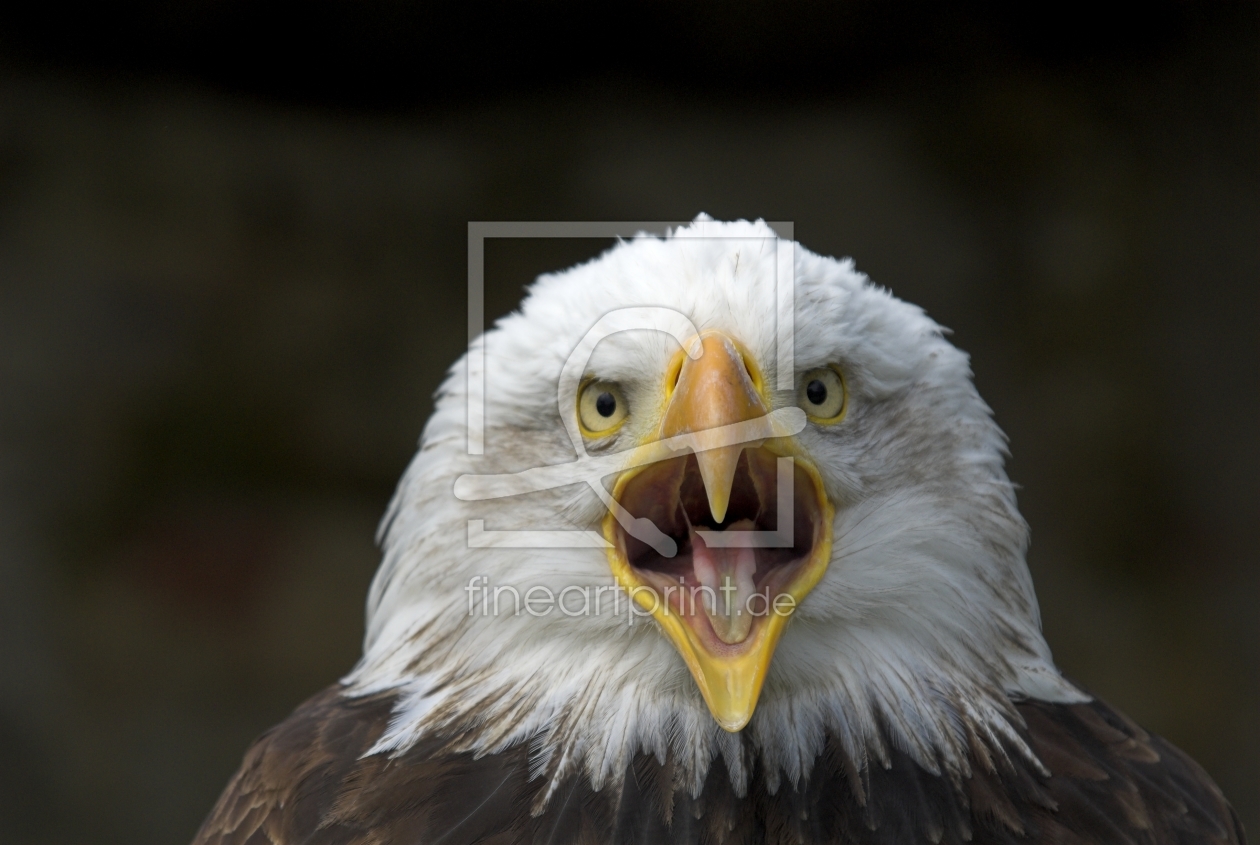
[{"left": 457, "top": 221, "right": 798, "bottom": 551}]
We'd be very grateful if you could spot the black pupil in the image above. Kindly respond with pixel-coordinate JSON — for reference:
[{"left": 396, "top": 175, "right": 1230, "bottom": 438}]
[
  {"left": 595, "top": 392, "right": 617, "bottom": 417},
  {"left": 806, "top": 379, "right": 827, "bottom": 406}
]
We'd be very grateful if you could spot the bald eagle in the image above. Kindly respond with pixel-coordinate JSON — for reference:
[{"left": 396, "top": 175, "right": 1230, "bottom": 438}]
[{"left": 193, "top": 218, "right": 1244, "bottom": 845}]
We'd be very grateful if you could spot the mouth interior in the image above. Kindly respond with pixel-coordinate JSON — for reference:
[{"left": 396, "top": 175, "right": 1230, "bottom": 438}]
[{"left": 615, "top": 448, "right": 821, "bottom": 646}]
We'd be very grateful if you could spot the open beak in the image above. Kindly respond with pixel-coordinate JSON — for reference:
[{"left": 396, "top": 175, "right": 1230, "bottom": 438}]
[{"left": 603, "top": 333, "right": 833, "bottom": 731}]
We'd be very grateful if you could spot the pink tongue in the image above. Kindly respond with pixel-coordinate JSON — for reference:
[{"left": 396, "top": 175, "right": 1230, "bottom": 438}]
[{"left": 690, "top": 519, "right": 758, "bottom": 644}]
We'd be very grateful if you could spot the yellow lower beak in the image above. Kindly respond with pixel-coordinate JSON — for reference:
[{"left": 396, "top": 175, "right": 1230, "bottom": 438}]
[{"left": 615, "top": 553, "right": 798, "bottom": 731}]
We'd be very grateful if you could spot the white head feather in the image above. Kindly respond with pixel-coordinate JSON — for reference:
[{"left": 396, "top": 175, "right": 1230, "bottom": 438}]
[{"left": 343, "top": 215, "right": 1084, "bottom": 801}]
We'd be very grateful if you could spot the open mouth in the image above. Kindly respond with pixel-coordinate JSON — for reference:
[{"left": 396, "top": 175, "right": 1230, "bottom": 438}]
[
  {"left": 605, "top": 441, "right": 832, "bottom": 729},
  {"left": 613, "top": 446, "right": 826, "bottom": 652},
  {"left": 597, "top": 331, "right": 835, "bottom": 731}
]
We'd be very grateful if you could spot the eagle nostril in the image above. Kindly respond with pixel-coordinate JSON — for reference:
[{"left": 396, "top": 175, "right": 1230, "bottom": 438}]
[
  {"left": 665, "top": 354, "right": 685, "bottom": 396},
  {"left": 732, "top": 345, "right": 764, "bottom": 395}
]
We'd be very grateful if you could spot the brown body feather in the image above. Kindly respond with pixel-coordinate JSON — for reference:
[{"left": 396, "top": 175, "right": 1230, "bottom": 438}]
[{"left": 193, "top": 686, "right": 1244, "bottom": 845}]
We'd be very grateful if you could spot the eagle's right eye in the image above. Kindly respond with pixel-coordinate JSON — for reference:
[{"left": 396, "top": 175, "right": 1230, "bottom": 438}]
[{"left": 578, "top": 380, "right": 628, "bottom": 435}]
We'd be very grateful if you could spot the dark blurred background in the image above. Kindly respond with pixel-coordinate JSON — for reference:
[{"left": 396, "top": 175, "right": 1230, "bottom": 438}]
[{"left": 0, "top": 2, "right": 1256, "bottom": 841}]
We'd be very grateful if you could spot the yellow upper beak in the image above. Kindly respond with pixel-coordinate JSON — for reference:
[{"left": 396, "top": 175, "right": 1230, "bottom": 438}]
[
  {"left": 659, "top": 334, "right": 768, "bottom": 523},
  {"left": 604, "top": 332, "right": 833, "bottom": 731}
]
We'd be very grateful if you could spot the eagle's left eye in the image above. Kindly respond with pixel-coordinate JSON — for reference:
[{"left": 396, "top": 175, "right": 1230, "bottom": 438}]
[
  {"left": 578, "top": 380, "right": 629, "bottom": 435},
  {"left": 797, "top": 366, "right": 846, "bottom": 422}
]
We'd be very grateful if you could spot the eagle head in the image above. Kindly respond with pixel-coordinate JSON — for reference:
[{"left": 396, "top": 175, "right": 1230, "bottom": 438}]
[{"left": 344, "top": 216, "right": 1083, "bottom": 796}]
